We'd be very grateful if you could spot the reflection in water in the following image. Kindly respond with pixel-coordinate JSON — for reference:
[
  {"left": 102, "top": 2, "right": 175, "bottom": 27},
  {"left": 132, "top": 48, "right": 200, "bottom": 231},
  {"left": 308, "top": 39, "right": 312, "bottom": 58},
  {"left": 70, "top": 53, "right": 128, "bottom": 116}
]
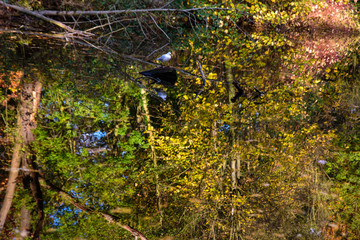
[{"left": 1, "top": 0, "right": 360, "bottom": 239}]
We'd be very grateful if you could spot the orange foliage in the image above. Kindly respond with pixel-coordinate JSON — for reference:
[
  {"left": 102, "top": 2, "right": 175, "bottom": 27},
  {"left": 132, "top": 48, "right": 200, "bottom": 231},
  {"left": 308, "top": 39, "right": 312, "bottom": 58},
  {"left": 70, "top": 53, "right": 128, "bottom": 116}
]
[
  {"left": 299, "top": 0, "right": 357, "bottom": 73},
  {"left": 0, "top": 70, "right": 23, "bottom": 106}
]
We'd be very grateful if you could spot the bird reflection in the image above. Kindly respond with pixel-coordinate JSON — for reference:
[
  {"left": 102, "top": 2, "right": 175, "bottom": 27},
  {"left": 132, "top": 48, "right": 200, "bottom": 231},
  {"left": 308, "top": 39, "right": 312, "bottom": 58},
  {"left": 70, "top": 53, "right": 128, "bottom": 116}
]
[
  {"left": 231, "top": 81, "right": 244, "bottom": 103},
  {"left": 154, "top": 88, "right": 167, "bottom": 101}
]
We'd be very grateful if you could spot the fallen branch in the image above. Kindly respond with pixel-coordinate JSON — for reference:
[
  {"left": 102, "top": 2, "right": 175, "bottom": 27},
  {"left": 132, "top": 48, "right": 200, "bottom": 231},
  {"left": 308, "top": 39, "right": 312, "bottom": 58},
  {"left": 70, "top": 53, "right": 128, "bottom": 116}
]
[{"left": 0, "top": 1, "right": 93, "bottom": 38}]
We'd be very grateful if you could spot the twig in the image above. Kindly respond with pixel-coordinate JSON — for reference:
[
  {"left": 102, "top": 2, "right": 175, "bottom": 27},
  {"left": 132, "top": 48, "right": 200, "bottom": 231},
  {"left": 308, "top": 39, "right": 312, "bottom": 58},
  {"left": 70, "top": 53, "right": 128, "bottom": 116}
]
[
  {"left": 149, "top": 13, "right": 171, "bottom": 41},
  {"left": 100, "top": 26, "right": 126, "bottom": 39},
  {"left": 96, "top": 14, "right": 105, "bottom": 31},
  {"left": 106, "top": 14, "right": 113, "bottom": 33},
  {"left": 86, "top": 17, "right": 134, "bottom": 32},
  {"left": 71, "top": 15, "right": 80, "bottom": 29},
  {"left": 135, "top": 13, "right": 148, "bottom": 39},
  {"left": 147, "top": 43, "right": 170, "bottom": 59}
]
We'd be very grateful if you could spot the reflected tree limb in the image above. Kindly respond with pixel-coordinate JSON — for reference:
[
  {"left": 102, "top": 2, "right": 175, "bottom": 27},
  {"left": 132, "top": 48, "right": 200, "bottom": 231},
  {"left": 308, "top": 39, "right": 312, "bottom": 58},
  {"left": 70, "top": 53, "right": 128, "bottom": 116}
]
[
  {"left": 40, "top": 178, "right": 149, "bottom": 240},
  {"left": 35, "top": 7, "right": 243, "bottom": 16},
  {"left": 195, "top": 60, "right": 206, "bottom": 99}
]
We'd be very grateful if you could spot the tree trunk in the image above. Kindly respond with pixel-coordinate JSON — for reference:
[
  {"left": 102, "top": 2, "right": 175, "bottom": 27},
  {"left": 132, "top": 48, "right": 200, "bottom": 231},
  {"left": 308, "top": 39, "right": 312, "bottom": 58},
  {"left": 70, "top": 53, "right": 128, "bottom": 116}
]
[
  {"left": 0, "top": 114, "right": 23, "bottom": 230},
  {"left": 225, "top": 64, "right": 237, "bottom": 189},
  {"left": 19, "top": 204, "right": 31, "bottom": 239},
  {"left": 22, "top": 152, "right": 44, "bottom": 240},
  {"left": 140, "top": 88, "right": 163, "bottom": 225},
  {"left": 0, "top": 72, "right": 25, "bottom": 231},
  {"left": 226, "top": 63, "right": 242, "bottom": 240},
  {"left": 0, "top": 77, "right": 42, "bottom": 236}
]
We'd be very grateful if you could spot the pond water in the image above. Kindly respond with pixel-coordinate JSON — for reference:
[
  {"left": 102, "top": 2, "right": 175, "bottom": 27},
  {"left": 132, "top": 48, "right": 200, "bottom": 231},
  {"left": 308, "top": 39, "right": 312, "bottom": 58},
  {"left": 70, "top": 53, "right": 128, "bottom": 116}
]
[{"left": 1, "top": 1, "right": 360, "bottom": 239}]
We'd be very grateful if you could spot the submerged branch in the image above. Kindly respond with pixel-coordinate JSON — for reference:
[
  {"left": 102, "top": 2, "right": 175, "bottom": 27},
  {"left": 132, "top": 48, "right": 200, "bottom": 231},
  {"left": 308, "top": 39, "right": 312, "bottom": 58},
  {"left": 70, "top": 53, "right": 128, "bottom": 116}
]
[{"left": 36, "top": 7, "right": 240, "bottom": 16}]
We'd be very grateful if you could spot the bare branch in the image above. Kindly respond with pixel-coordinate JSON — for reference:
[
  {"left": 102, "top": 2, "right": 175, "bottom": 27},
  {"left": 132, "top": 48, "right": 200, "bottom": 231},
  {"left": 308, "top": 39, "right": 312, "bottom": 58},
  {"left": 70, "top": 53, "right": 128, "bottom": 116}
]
[
  {"left": 149, "top": 13, "right": 170, "bottom": 41},
  {"left": 187, "top": 12, "right": 204, "bottom": 44},
  {"left": 106, "top": 14, "right": 113, "bottom": 33},
  {"left": 135, "top": 13, "right": 148, "bottom": 39},
  {"left": 85, "top": 17, "right": 130, "bottom": 32}
]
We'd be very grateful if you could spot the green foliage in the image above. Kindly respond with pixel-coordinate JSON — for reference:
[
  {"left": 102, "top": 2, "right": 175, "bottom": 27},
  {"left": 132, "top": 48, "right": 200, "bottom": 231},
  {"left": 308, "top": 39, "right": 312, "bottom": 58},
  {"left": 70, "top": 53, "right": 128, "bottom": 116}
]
[{"left": 321, "top": 47, "right": 360, "bottom": 238}]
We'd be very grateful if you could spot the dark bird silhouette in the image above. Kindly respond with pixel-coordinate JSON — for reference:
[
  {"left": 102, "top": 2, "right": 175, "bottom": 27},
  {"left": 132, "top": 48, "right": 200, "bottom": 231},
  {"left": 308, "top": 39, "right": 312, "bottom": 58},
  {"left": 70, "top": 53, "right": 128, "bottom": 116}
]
[
  {"left": 139, "top": 67, "right": 178, "bottom": 87},
  {"left": 231, "top": 81, "right": 244, "bottom": 103}
]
